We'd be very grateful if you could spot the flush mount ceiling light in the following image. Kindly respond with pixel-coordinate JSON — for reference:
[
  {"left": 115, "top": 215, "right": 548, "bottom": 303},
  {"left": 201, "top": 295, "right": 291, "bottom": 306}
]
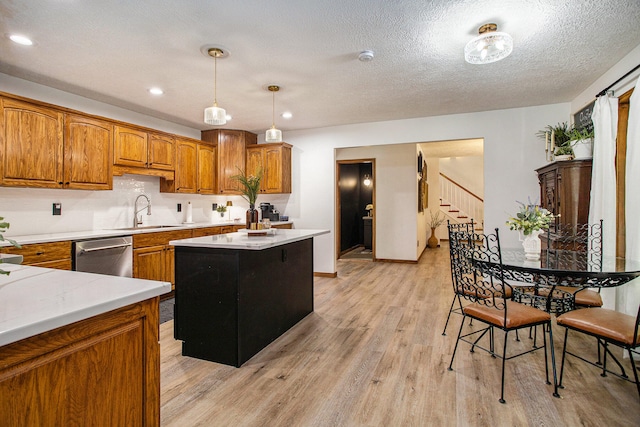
[
  {"left": 265, "top": 85, "right": 283, "bottom": 142},
  {"left": 464, "top": 23, "right": 513, "bottom": 65},
  {"left": 8, "top": 34, "right": 33, "bottom": 46},
  {"left": 204, "top": 47, "right": 228, "bottom": 125}
]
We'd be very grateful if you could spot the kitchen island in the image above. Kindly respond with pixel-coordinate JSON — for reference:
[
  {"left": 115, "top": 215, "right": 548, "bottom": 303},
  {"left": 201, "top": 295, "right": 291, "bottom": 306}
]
[
  {"left": 0, "top": 264, "right": 171, "bottom": 426},
  {"left": 170, "top": 228, "right": 329, "bottom": 367}
]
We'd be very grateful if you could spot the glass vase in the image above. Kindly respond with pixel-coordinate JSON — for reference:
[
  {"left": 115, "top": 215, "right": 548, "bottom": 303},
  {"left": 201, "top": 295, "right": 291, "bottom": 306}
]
[{"left": 246, "top": 204, "right": 259, "bottom": 229}]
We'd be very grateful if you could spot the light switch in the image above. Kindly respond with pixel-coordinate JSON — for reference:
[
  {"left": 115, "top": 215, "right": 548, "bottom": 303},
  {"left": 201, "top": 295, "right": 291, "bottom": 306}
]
[{"left": 53, "top": 203, "right": 62, "bottom": 215}]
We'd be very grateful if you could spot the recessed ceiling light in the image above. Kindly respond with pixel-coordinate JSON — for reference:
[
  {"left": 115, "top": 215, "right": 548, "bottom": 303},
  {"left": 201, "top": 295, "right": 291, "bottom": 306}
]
[
  {"left": 149, "top": 87, "right": 164, "bottom": 95},
  {"left": 281, "top": 112, "right": 293, "bottom": 119},
  {"left": 9, "top": 34, "right": 33, "bottom": 46}
]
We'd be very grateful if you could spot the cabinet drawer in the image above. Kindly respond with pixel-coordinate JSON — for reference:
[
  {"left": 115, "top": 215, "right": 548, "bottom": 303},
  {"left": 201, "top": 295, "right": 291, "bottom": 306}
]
[
  {"left": 133, "top": 229, "right": 192, "bottom": 248},
  {"left": 191, "top": 227, "right": 223, "bottom": 238},
  {"left": 1, "top": 241, "right": 71, "bottom": 265}
]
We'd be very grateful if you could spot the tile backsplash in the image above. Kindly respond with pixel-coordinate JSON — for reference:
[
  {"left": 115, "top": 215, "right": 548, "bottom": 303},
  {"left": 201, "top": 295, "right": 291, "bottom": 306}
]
[{"left": 0, "top": 175, "right": 291, "bottom": 237}]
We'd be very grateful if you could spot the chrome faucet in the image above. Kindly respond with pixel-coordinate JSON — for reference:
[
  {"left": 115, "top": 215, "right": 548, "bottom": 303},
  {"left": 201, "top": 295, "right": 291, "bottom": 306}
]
[{"left": 133, "top": 194, "right": 151, "bottom": 227}]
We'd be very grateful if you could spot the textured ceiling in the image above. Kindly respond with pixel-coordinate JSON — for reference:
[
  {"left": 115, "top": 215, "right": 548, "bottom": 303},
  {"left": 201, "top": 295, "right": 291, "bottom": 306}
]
[{"left": 1, "top": 0, "right": 639, "bottom": 134}]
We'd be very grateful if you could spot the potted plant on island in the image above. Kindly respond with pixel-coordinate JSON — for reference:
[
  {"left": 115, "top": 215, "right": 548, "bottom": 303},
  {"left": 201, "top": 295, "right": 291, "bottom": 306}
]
[
  {"left": 567, "top": 126, "right": 594, "bottom": 160},
  {"left": 505, "top": 201, "right": 556, "bottom": 260},
  {"left": 231, "top": 168, "right": 263, "bottom": 229},
  {"left": 427, "top": 210, "right": 446, "bottom": 249}
]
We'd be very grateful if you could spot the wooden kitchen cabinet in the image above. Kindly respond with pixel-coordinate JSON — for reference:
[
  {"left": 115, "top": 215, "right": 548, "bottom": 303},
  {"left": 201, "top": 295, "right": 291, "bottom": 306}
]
[
  {"left": 0, "top": 241, "right": 72, "bottom": 270},
  {"left": 114, "top": 126, "right": 175, "bottom": 179},
  {"left": 64, "top": 114, "right": 113, "bottom": 190},
  {"left": 0, "top": 298, "right": 160, "bottom": 426},
  {"left": 246, "top": 143, "right": 292, "bottom": 194},
  {"left": 191, "top": 226, "right": 223, "bottom": 238},
  {"left": 201, "top": 129, "right": 257, "bottom": 194},
  {"left": 0, "top": 97, "right": 64, "bottom": 188},
  {"left": 133, "top": 229, "right": 191, "bottom": 288},
  {"left": 537, "top": 160, "right": 592, "bottom": 228},
  {"left": 161, "top": 138, "right": 216, "bottom": 194}
]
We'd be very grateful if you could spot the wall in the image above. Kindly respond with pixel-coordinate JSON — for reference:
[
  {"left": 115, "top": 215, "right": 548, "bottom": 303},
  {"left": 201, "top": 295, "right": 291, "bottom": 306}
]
[
  {"left": 293, "top": 103, "right": 569, "bottom": 273},
  {"left": 439, "top": 156, "right": 484, "bottom": 198}
]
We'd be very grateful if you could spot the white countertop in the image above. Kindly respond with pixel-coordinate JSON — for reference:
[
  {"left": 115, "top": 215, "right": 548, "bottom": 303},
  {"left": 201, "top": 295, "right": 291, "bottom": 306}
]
[
  {"left": 170, "top": 228, "right": 329, "bottom": 250},
  {"left": 0, "top": 264, "right": 171, "bottom": 347},
  {"left": 0, "top": 221, "right": 293, "bottom": 246}
]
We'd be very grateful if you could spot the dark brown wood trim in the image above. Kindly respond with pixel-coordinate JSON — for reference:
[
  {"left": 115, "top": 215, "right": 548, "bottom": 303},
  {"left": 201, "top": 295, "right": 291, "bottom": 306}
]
[{"left": 314, "top": 272, "right": 337, "bottom": 278}]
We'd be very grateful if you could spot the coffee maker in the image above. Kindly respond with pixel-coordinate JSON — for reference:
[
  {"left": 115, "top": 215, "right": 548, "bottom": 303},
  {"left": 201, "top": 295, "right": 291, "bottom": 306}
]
[{"left": 259, "top": 202, "right": 280, "bottom": 221}]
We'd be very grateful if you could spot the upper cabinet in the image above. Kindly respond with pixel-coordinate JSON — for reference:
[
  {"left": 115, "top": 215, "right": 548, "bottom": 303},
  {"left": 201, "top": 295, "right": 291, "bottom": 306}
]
[
  {"left": 201, "top": 129, "right": 257, "bottom": 194},
  {"left": 64, "top": 114, "right": 113, "bottom": 190},
  {"left": 246, "top": 143, "right": 292, "bottom": 194},
  {"left": 113, "top": 125, "right": 174, "bottom": 180},
  {"left": 160, "top": 138, "right": 216, "bottom": 194},
  {"left": 0, "top": 97, "right": 112, "bottom": 190}
]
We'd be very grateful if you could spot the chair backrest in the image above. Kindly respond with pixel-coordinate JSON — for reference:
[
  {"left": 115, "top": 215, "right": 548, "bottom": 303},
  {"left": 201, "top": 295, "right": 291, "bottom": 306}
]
[
  {"left": 447, "top": 221, "right": 476, "bottom": 295},
  {"left": 456, "top": 228, "right": 511, "bottom": 316},
  {"left": 546, "top": 220, "right": 603, "bottom": 270}
]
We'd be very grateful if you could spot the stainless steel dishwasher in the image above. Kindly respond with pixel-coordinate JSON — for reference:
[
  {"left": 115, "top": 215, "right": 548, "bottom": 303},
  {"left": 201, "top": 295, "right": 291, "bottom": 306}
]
[{"left": 73, "top": 236, "right": 133, "bottom": 277}]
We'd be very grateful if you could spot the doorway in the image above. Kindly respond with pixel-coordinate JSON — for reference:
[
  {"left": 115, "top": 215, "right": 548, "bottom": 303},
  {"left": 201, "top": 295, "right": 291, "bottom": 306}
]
[{"left": 336, "top": 160, "right": 375, "bottom": 260}]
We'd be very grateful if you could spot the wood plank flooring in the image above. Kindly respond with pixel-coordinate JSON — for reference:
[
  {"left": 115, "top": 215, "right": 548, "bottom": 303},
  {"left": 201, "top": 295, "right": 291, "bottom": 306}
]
[{"left": 159, "top": 244, "right": 640, "bottom": 426}]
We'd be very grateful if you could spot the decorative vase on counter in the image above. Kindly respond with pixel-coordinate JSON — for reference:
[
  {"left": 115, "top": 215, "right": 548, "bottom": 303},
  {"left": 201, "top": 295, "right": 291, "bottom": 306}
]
[
  {"left": 520, "top": 230, "right": 542, "bottom": 260},
  {"left": 571, "top": 138, "right": 593, "bottom": 159},
  {"left": 246, "top": 204, "right": 259, "bottom": 229},
  {"left": 428, "top": 227, "right": 439, "bottom": 249}
]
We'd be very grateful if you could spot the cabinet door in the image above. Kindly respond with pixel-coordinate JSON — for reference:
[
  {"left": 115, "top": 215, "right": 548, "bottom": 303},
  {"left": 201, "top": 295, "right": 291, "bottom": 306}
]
[
  {"left": 217, "top": 130, "right": 245, "bottom": 194},
  {"left": 64, "top": 114, "right": 113, "bottom": 190},
  {"left": 197, "top": 143, "right": 216, "bottom": 194},
  {"left": 148, "top": 133, "right": 175, "bottom": 171},
  {"left": 246, "top": 147, "right": 264, "bottom": 191},
  {"left": 0, "top": 98, "right": 64, "bottom": 188},
  {"left": 191, "top": 226, "right": 223, "bottom": 238},
  {"left": 114, "top": 126, "right": 147, "bottom": 168},
  {"left": 174, "top": 138, "right": 197, "bottom": 193},
  {"left": 133, "top": 245, "right": 167, "bottom": 282}
]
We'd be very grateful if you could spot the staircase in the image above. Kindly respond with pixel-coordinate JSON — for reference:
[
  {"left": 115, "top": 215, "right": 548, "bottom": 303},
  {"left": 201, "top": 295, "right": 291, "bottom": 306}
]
[{"left": 439, "top": 173, "right": 483, "bottom": 231}]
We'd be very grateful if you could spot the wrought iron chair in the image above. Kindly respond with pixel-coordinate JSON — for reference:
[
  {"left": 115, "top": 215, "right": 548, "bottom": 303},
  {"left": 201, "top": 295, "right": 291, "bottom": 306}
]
[
  {"left": 556, "top": 303, "right": 640, "bottom": 399},
  {"left": 441, "top": 220, "right": 475, "bottom": 336},
  {"left": 447, "top": 228, "right": 559, "bottom": 403},
  {"left": 545, "top": 220, "right": 604, "bottom": 308}
]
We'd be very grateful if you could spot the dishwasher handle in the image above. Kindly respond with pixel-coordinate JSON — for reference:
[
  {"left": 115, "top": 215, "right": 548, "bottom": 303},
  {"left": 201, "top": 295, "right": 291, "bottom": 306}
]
[{"left": 79, "top": 242, "right": 132, "bottom": 253}]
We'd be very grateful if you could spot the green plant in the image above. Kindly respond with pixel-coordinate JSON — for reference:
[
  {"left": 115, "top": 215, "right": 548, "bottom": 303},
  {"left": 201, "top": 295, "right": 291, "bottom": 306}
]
[
  {"left": 0, "top": 216, "right": 21, "bottom": 275},
  {"left": 506, "top": 201, "right": 556, "bottom": 235},
  {"left": 537, "top": 121, "right": 573, "bottom": 156},
  {"left": 428, "top": 210, "right": 445, "bottom": 228},
  {"left": 216, "top": 205, "right": 227, "bottom": 213},
  {"left": 231, "top": 168, "right": 262, "bottom": 206},
  {"left": 567, "top": 127, "right": 594, "bottom": 141}
]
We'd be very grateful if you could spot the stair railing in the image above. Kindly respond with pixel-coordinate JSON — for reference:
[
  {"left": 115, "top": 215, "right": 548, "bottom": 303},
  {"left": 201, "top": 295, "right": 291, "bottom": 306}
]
[{"left": 439, "top": 173, "right": 484, "bottom": 225}]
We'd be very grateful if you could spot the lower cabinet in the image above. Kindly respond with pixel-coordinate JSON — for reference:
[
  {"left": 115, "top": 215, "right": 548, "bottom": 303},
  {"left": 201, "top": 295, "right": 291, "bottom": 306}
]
[
  {"left": 133, "top": 230, "right": 191, "bottom": 289},
  {"left": 0, "top": 298, "right": 161, "bottom": 426},
  {"left": 0, "top": 241, "right": 72, "bottom": 270}
]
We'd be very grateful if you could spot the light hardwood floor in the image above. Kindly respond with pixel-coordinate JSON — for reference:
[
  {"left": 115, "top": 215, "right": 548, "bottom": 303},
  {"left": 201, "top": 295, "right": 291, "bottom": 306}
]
[{"left": 159, "top": 244, "right": 639, "bottom": 426}]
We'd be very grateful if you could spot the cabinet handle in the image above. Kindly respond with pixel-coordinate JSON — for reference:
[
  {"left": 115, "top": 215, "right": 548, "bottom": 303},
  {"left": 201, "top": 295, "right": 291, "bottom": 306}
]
[
  {"left": 36, "top": 251, "right": 44, "bottom": 255},
  {"left": 58, "top": 182, "right": 63, "bottom": 185}
]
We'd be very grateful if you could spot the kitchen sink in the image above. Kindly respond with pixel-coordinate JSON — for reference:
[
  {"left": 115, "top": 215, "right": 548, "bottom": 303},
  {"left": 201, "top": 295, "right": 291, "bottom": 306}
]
[{"left": 108, "top": 225, "right": 184, "bottom": 231}]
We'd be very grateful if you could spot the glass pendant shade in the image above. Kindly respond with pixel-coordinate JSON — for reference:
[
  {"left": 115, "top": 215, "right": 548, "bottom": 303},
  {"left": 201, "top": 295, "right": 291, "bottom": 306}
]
[
  {"left": 265, "top": 85, "right": 283, "bottom": 142},
  {"left": 265, "top": 126, "right": 282, "bottom": 142},
  {"left": 464, "top": 24, "right": 513, "bottom": 65},
  {"left": 204, "top": 104, "right": 227, "bottom": 125}
]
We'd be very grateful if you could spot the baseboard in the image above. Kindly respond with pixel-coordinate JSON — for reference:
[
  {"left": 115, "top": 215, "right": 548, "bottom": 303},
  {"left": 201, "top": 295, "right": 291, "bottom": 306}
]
[{"left": 314, "top": 271, "right": 338, "bottom": 278}]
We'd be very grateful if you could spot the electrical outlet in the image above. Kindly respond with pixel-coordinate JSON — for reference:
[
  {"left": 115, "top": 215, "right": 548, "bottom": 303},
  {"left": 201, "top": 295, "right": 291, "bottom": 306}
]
[
  {"left": 212, "top": 203, "right": 218, "bottom": 211},
  {"left": 177, "top": 203, "right": 182, "bottom": 212},
  {"left": 53, "top": 203, "right": 62, "bottom": 215}
]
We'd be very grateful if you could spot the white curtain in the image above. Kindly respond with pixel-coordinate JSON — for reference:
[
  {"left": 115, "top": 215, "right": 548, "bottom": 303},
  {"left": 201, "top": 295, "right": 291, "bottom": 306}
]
[
  {"left": 624, "top": 79, "right": 640, "bottom": 317},
  {"left": 590, "top": 94, "right": 618, "bottom": 309}
]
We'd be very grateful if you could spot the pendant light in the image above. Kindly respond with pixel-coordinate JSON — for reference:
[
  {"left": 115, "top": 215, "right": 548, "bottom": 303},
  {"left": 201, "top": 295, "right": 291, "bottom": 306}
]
[
  {"left": 464, "top": 23, "right": 513, "bottom": 65},
  {"left": 204, "top": 47, "right": 227, "bottom": 125},
  {"left": 265, "top": 85, "right": 283, "bottom": 142}
]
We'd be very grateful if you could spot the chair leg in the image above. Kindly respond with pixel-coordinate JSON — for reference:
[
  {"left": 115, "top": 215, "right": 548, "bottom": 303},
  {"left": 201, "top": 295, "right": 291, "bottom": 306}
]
[
  {"left": 546, "top": 321, "right": 560, "bottom": 398},
  {"left": 441, "top": 294, "right": 458, "bottom": 336},
  {"left": 628, "top": 348, "right": 640, "bottom": 400},
  {"left": 499, "top": 330, "right": 509, "bottom": 404},
  {"left": 558, "top": 328, "right": 569, "bottom": 389},
  {"left": 448, "top": 315, "right": 466, "bottom": 371}
]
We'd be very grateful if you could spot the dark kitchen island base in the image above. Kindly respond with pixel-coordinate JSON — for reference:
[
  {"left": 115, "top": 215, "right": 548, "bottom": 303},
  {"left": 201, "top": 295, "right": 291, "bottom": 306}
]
[{"left": 173, "top": 238, "right": 314, "bottom": 367}]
